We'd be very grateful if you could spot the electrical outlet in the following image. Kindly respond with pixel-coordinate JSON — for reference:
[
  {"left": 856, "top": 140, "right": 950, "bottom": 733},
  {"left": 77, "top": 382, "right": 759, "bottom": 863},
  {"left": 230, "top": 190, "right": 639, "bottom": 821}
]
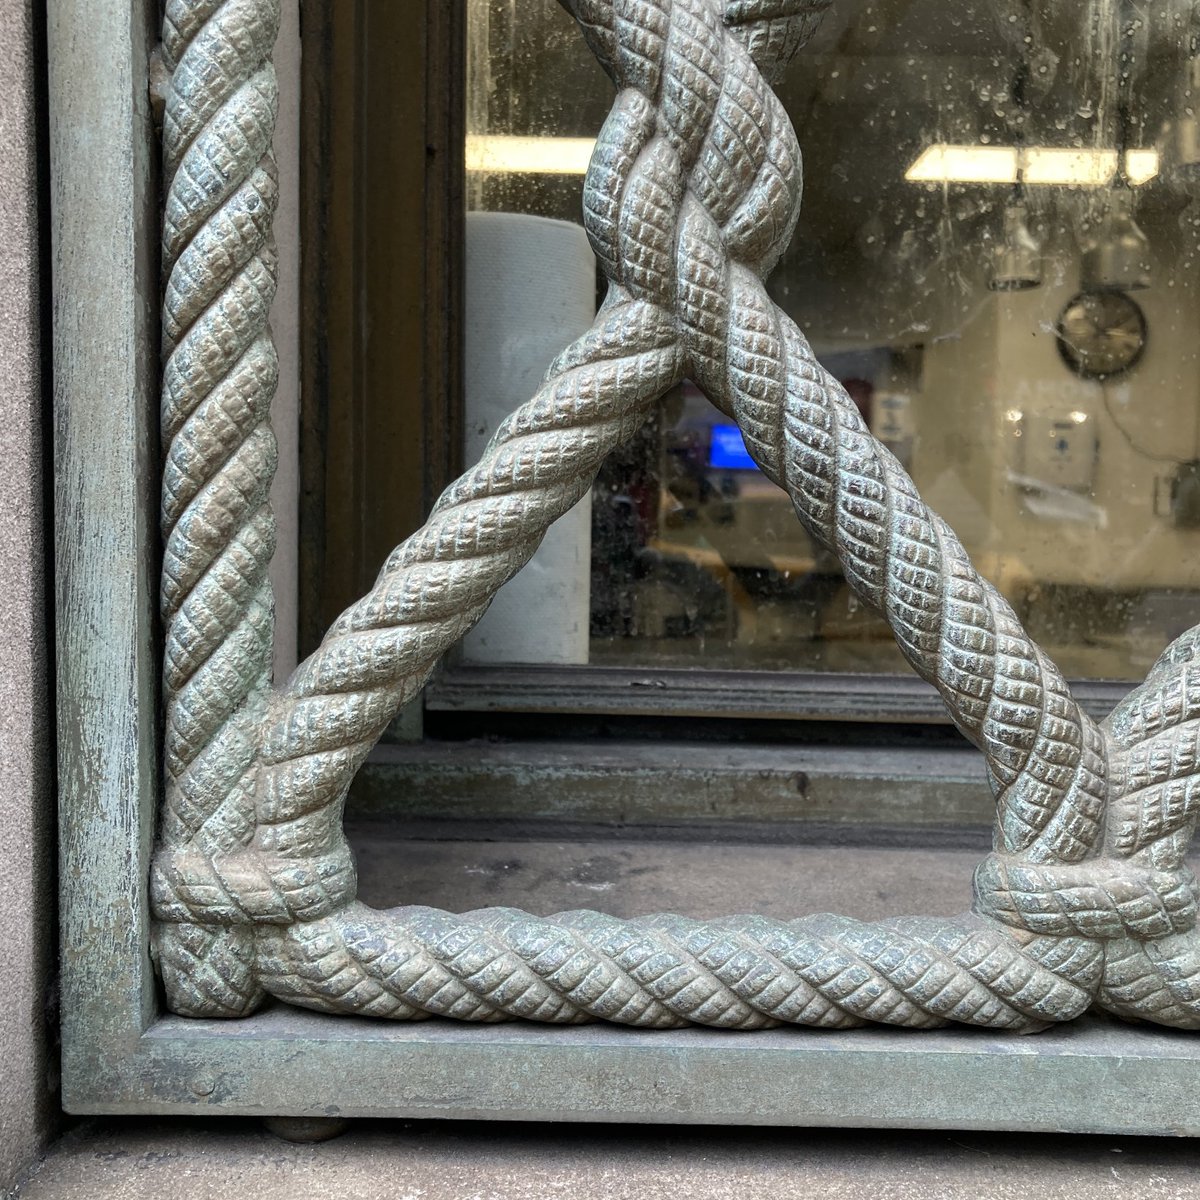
[{"left": 1020, "top": 410, "right": 1097, "bottom": 493}]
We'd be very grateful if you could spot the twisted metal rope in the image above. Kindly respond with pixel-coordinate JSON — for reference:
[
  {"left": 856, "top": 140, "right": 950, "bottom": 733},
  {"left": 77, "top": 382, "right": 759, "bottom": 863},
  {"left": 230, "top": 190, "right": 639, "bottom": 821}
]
[
  {"left": 1094, "top": 627, "right": 1200, "bottom": 1025},
  {"left": 254, "top": 905, "right": 1101, "bottom": 1032},
  {"left": 151, "top": 0, "right": 1200, "bottom": 1031},
  {"left": 152, "top": 0, "right": 280, "bottom": 1015}
]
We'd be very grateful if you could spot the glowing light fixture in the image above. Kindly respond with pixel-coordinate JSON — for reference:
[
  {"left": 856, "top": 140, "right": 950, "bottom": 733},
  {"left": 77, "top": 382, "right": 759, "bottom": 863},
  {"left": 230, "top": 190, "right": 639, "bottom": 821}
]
[
  {"left": 1022, "top": 148, "right": 1117, "bottom": 187},
  {"left": 905, "top": 145, "right": 1018, "bottom": 184},
  {"left": 906, "top": 144, "right": 1158, "bottom": 187},
  {"left": 465, "top": 136, "right": 1162, "bottom": 187},
  {"left": 1125, "top": 149, "right": 1161, "bottom": 187},
  {"left": 465, "top": 135, "right": 595, "bottom": 175}
]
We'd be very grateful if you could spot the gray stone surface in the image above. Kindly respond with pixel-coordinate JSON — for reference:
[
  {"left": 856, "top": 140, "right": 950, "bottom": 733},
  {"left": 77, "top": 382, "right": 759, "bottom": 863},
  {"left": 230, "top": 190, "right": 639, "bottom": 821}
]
[
  {"left": 14, "top": 1119, "right": 1200, "bottom": 1199},
  {"left": 0, "top": 0, "right": 55, "bottom": 1192},
  {"left": 350, "top": 822, "right": 984, "bottom": 919},
  {"left": 0, "top": 2, "right": 54, "bottom": 1190}
]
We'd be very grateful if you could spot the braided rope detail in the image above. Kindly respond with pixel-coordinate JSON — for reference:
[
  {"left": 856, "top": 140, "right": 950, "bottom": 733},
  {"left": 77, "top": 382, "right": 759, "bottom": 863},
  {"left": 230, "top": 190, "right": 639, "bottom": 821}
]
[
  {"left": 152, "top": 0, "right": 280, "bottom": 1015},
  {"left": 150, "top": 0, "right": 1200, "bottom": 1032},
  {"left": 253, "top": 903, "right": 1099, "bottom": 1032},
  {"left": 1092, "top": 627, "right": 1200, "bottom": 1025}
]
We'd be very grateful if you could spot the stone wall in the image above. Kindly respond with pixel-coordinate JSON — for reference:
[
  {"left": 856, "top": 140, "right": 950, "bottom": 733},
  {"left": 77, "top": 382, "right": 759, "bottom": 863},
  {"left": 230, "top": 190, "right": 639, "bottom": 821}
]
[{"left": 0, "top": 0, "right": 56, "bottom": 1189}]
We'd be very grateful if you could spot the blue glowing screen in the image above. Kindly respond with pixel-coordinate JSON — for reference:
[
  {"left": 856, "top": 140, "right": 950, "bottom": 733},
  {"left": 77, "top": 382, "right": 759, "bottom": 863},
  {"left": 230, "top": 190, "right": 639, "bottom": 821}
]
[{"left": 708, "top": 423, "right": 758, "bottom": 470}]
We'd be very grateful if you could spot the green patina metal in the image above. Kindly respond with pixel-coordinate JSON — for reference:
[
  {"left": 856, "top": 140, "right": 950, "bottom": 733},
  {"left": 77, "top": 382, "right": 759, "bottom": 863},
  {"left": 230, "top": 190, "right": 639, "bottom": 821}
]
[{"left": 51, "top": 0, "right": 1200, "bottom": 1129}]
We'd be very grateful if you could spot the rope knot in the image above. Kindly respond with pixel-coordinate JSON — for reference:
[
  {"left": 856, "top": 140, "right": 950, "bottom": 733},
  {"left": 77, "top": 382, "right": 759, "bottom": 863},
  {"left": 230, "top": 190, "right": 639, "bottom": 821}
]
[{"left": 973, "top": 853, "right": 1198, "bottom": 941}]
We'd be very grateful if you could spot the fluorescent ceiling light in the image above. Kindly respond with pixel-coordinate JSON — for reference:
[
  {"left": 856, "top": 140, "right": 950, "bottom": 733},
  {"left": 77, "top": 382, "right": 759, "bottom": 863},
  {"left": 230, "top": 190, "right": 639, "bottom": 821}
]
[
  {"left": 905, "top": 145, "right": 1018, "bottom": 183},
  {"left": 465, "top": 135, "right": 595, "bottom": 175},
  {"left": 466, "top": 135, "right": 1161, "bottom": 187},
  {"left": 1124, "top": 148, "right": 1160, "bottom": 186},
  {"left": 906, "top": 144, "right": 1158, "bottom": 186},
  {"left": 1022, "top": 147, "right": 1117, "bottom": 186}
]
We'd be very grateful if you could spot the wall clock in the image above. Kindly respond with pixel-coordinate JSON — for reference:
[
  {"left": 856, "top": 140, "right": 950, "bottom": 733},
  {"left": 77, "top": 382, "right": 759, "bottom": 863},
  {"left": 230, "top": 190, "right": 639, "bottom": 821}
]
[{"left": 1055, "top": 288, "right": 1147, "bottom": 380}]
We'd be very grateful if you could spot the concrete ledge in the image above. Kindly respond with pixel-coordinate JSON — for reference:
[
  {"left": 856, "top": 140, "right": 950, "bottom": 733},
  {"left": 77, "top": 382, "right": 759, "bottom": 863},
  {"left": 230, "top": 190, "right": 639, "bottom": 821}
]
[{"left": 14, "top": 1118, "right": 1200, "bottom": 1199}]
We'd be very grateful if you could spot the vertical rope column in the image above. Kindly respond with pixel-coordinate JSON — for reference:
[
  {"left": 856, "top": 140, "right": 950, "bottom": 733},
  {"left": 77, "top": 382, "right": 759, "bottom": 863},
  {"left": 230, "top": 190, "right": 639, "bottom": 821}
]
[{"left": 153, "top": 0, "right": 281, "bottom": 1016}]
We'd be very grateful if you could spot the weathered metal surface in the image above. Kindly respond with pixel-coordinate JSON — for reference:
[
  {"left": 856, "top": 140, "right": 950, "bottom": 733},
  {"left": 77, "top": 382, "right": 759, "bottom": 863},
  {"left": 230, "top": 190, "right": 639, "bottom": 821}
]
[
  {"left": 350, "top": 742, "right": 994, "bottom": 832},
  {"left": 147, "top": 0, "right": 1200, "bottom": 1034},
  {"left": 76, "top": 1010, "right": 1200, "bottom": 1135},
  {"left": 425, "top": 663, "right": 1132, "bottom": 725},
  {"left": 153, "top": 0, "right": 281, "bottom": 1021},
  {"left": 49, "top": 0, "right": 161, "bottom": 1112}
]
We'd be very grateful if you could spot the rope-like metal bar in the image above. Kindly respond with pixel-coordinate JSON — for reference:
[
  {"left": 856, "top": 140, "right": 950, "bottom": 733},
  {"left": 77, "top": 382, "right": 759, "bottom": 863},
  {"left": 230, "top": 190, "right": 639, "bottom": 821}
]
[
  {"left": 154, "top": 0, "right": 280, "bottom": 1015},
  {"left": 151, "top": 0, "right": 1200, "bottom": 1031}
]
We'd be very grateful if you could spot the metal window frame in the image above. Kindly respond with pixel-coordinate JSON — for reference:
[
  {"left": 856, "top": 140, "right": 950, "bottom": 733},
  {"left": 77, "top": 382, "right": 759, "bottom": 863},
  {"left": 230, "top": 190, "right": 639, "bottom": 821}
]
[
  {"left": 50, "top": 0, "right": 1200, "bottom": 1132},
  {"left": 423, "top": 663, "right": 1133, "bottom": 724}
]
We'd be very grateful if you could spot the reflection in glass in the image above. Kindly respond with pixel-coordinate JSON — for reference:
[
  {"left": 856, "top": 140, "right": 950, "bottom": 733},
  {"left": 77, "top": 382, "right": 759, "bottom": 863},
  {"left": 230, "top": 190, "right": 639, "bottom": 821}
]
[{"left": 465, "top": 0, "right": 1200, "bottom": 681}]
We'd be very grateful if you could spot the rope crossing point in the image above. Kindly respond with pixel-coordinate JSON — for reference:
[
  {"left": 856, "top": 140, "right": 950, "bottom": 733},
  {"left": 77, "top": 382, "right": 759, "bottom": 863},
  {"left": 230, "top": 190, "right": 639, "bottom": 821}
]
[{"left": 151, "top": 0, "right": 1200, "bottom": 1030}]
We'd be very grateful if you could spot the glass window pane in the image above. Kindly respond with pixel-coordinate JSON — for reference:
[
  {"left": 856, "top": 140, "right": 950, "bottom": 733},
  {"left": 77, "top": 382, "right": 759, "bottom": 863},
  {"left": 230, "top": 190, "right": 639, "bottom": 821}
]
[{"left": 463, "top": 0, "right": 1200, "bottom": 682}]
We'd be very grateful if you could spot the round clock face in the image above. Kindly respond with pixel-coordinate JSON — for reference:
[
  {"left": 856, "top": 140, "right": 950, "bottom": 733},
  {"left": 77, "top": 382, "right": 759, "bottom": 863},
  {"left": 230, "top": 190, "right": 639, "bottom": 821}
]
[{"left": 1055, "top": 289, "right": 1147, "bottom": 380}]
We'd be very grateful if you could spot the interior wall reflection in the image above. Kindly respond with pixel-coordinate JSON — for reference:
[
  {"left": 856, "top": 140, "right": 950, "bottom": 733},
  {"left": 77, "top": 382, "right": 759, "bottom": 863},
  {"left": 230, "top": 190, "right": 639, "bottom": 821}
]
[{"left": 464, "top": 0, "right": 1200, "bottom": 682}]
